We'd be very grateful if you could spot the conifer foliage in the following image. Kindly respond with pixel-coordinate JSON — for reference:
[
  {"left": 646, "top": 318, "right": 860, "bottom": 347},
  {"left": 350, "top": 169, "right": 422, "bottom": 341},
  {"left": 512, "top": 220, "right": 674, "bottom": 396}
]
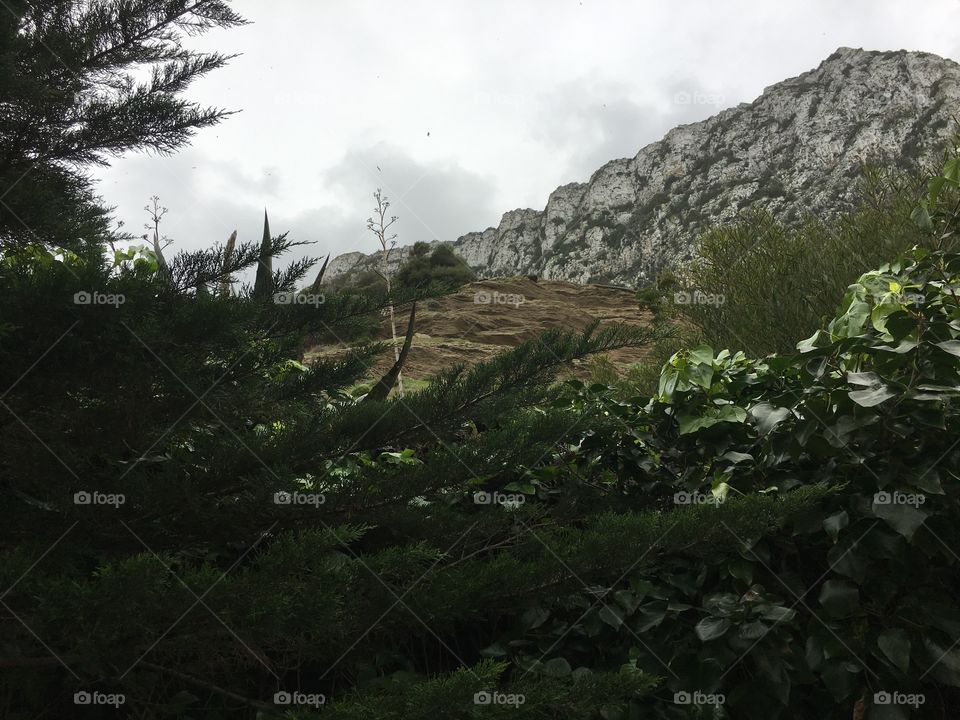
[{"left": 0, "top": 0, "right": 247, "bottom": 252}]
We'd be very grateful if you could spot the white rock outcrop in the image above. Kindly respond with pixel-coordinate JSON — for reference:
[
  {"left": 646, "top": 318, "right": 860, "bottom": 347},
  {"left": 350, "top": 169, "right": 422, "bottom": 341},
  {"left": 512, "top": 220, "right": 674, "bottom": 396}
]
[{"left": 326, "top": 48, "right": 960, "bottom": 286}]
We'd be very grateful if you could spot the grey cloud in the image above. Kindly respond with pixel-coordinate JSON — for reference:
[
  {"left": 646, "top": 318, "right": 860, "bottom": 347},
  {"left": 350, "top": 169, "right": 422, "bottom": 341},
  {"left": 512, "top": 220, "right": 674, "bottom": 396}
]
[
  {"left": 320, "top": 143, "right": 501, "bottom": 242},
  {"left": 532, "top": 76, "right": 744, "bottom": 182}
]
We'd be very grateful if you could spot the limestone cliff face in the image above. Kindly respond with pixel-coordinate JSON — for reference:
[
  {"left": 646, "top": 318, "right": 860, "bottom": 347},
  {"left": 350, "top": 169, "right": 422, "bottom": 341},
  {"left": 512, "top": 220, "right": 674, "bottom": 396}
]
[{"left": 326, "top": 47, "right": 960, "bottom": 286}]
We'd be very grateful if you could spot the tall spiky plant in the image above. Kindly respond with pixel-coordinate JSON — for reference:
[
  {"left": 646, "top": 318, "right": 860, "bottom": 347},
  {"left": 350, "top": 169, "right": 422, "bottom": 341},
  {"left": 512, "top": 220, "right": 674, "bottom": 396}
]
[
  {"left": 219, "top": 230, "right": 237, "bottom": 297},
  {"left": 367, "top": 189, "right": 404, "bottom": 396},
  {"left": 253, "top": 209, "right": 273, "bottom": 299},
  {"left": 144, "top": 196, "right": 171, "bottom": 272},
  {"left": 309, "top": 253, "right": 331, "bottom": 293}
]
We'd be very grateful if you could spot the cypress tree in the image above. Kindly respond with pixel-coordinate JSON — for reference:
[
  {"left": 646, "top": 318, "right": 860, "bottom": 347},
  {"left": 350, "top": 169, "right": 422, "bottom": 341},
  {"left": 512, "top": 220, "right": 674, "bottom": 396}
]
[{"left": 0, "top": 0, "right": 247, "bottom": 253}]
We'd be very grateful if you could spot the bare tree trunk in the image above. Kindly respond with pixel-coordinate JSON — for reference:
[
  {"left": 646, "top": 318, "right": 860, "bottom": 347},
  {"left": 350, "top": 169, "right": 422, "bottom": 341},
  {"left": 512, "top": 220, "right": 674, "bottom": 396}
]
[
  {"left": 383, "top": 254, "right": 404, "bottom": 396},
  {"left": 368, "top": 188, "right": 405, "bottom": 398}
]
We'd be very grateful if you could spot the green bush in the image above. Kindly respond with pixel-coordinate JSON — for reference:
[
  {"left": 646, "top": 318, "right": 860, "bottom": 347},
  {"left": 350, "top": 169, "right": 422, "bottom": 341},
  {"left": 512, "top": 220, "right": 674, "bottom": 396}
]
[
  {"left": 397, "top": 243, "right": 476, "bottom": 291},
  {"left": 674, "top": 163, "right": 938, "bottom": 356}
]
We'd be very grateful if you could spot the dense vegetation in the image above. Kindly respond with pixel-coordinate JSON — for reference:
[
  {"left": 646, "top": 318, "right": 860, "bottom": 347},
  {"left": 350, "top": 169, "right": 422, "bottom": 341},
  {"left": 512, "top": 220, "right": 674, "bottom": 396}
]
[
  {"left": 630, "top": 162, "right": 942, "bottom": 393},
  {"left": 3, "top": 3, "right": 960, "bottom": 719},
  {"left": 325, "top": 242, "right": 476, "bottom": 302},
  {"left": 396, "top": 242, "right": 477, "bottom": 291}
]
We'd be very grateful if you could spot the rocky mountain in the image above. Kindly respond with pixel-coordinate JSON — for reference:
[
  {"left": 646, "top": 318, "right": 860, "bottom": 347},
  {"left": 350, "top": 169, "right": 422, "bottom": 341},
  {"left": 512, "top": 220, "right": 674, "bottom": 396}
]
[{"left": 325, "top": 47, "right": 960, "bottom": 287}]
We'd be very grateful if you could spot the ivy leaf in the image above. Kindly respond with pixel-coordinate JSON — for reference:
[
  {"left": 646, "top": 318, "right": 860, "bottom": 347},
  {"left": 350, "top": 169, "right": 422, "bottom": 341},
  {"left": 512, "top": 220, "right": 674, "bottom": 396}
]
[
  {"left": 634, "top": 606, "right": 666, "bottom": 632},
  {"left": 738, "top": 620, "right": 768, "bottom": 640},
  {"left": 598, "top": 605, "right": 624, "bottom": 629},
  {"left": 877, "top": 628, "right": 911, "bottom": 675},
  {"left": 689, "top": 345, "right": 714, "bottom": 364},
  {"left": 847, "top": 371, "right": 881, "bottom": 386},
  {"left": 695, "top": 616, "right": 731, "bottom": 642},
  {"left": 848, "top": 385, "right": 896, "bottom": 407},
  {"left": 828, "top": 542, "right": 867, "bottom": 583},
  {"left": 750, "top": 402, "right": 791, "bottom": 434},
  {"left": 837, "top": 300, "right": 872, "bottom": 336},
  {"left": 818, "top": 579, "right": 859, "bottom": 618},
  {"left": 678, "top": 405, "right": 746, "bottom": 434},
  {"left": 911, "top": 205, "right": 933, "bottom": 231},
  {"left": 686, "top": 362, "right": 714, "bottom": 390},
  {"left": 479, "top": 642, "right": 508, "bottom": 658},
  {"left": 873, "top": 499, "right": 927, "bottom": 540},
  {"left": 711, "top": 481, "right": 731, "bottom": 504},
  {"left": 521, "top": 607, "right": 550, "bottom": 630},
  {"left": 945, "top": 157, "right": 960, "bottom": 183},
  {"left": 823, "top": 510, "right": 849, "bottom": 542},
  {"left": 721, "top": 450, "right": 754, "bottom": 464},
  {"left": 935, "top": 340, "right": 960, "bottom": 358}
]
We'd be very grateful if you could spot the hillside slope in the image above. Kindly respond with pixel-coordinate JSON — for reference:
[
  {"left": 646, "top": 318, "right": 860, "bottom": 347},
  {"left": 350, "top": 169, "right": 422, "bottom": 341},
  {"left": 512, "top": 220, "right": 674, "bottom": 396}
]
[
  {"left": 326, "top": 47, "right": 960, "bottom": 286},
  {"left": 307, "top": 278, "right": 652, "bottom": 384}
]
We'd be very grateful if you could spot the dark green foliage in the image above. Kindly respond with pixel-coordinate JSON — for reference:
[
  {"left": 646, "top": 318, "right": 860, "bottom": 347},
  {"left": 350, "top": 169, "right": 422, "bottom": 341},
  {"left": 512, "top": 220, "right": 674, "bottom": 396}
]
[
  {"left": 635, "top": 266, "right": 680, "bottom": 319},
  {"left": 675, "top": 164, "right": 933, "bottom": 356},
  {"left": 10, "top": 217, "right": 960, "bottom": 717},
  {"left": 396, "top": 242, "right": 476, "bottom": 291},
  {"left": 0, "top": 233, "right": 668, "bottom": 717},
  {"left": 509, "top": 242, "right": 960, "bottom": 718},
  {"left": 5, "top": 11, "right": 960, "bottom": 717}
]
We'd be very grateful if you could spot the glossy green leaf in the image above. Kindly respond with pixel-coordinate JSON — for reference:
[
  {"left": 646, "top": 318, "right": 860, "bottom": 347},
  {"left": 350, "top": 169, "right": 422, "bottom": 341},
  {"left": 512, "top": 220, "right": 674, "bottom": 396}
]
[
  {"left": 877, "top": 628, "right": 911, "bottom": 674},
  {"left": 818, "top": 579, "right": 859, "bottom": 617},
  {"left": 695, "top": 616, "right": 731, "bottom": 642}
]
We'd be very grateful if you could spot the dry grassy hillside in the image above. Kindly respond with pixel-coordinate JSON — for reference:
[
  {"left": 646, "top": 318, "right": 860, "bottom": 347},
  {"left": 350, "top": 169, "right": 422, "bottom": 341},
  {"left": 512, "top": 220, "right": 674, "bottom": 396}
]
[{"left": 307, "top": 277, "right": 655, "bottom": 388}]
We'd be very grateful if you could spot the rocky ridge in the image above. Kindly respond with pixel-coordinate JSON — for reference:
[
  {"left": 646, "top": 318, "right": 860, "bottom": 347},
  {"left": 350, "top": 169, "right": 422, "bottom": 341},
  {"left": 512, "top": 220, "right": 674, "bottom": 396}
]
[{"left": 325, "top": 47, "right": 960, "bottom": 286}]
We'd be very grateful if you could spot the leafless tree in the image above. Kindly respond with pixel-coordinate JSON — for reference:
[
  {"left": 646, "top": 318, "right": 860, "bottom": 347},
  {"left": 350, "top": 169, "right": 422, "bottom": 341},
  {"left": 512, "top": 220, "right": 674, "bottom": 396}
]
[
  {"left": 143, "top": 195, "right": 173, "bottom": 271},
  {"left": 367, "top": 188, "right": 404, "bottom": 397}
]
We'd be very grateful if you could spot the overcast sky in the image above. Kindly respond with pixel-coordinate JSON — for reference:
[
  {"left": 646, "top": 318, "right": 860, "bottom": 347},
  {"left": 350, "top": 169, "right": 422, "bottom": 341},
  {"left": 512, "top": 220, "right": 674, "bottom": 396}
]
[{"left": 94, "top": 0, "right": 960, "bottom": 271}]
